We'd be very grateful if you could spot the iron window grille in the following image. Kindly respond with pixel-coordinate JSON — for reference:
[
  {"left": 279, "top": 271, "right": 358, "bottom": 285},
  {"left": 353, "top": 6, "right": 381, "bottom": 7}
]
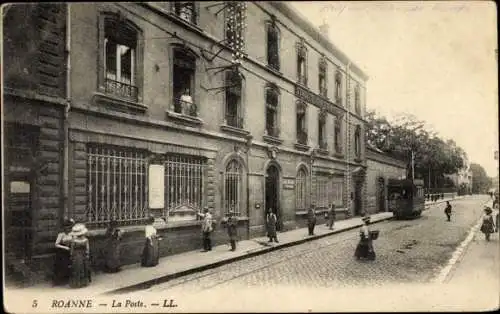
[
  {"left": 224, "top": 160, "right": 243, "bottom": 216},
  {"left": 296, "top": 168, "right": 307, "bottom": 211},
  {"left": 86, "top": 145, "right": 149, "bottom": 226}
]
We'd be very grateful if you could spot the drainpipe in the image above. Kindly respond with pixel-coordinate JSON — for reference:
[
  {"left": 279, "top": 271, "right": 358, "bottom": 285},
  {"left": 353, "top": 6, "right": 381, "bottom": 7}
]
[{"left": 63, "top": 3, "right": 71, "bottom": 218}]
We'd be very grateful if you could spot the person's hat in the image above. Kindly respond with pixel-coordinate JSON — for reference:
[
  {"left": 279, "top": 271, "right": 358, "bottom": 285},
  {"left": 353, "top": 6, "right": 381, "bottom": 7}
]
[
  {"left": 63, "top": 218, "right": 75, "bottom": 227},
  {"left": 484, "top": 206, "right": 492, "bottom": 213},
  {"left": 70, "top": 223, "right": 88, "bottom": 237},
  {"left": 362, "top": 216, "right": 371, "bottom": 222}
]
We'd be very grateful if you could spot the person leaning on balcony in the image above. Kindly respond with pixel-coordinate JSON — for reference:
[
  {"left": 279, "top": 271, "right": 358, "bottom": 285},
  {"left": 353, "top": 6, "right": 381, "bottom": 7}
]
[
  {"left": 198, "top": 207, "right": 214, "bottom": 252},
  {"left": 307, "top": 205, "right": 317, "bottom": 236},
  {"left": 180, "top": 87, "right": 193, "bottom": 115},
  {"left": 53, "top": 218, "right": 75, "bottom": 286},
  {"left": 142, "top": 214, "right": 161, "bottom": 267}
]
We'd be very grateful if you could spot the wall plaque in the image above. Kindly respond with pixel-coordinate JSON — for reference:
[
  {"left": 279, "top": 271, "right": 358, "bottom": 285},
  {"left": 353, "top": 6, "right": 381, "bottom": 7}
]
[{"left": 148, "top": 164, "right": 165, "bottom": 209}]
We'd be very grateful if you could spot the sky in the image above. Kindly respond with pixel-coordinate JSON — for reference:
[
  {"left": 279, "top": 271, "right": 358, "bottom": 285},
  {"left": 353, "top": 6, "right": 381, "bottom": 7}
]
[{"left": 290, "top": 1, "right": 498, "bottom": 177}]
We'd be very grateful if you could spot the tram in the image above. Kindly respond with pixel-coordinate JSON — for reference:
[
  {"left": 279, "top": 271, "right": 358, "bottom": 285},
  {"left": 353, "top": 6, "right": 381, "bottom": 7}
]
[{"left": 387, "top": 179, "right": 425, "bottom": 219}]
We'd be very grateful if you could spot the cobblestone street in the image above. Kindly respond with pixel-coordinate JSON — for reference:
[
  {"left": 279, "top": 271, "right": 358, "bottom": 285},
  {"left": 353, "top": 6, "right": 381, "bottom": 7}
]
[{"left": 143, "top": 196, "right": 488, "bottom": 295}]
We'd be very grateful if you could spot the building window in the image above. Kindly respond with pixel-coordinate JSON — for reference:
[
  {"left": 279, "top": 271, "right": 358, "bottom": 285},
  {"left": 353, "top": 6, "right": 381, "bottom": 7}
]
[
  {"left": 296, "top": 167, "right": 308, "bottom": 211},
  {"left": 86, "top": 145, "right": 149, "bottom": 226},
  {"left": 354, "top": 125, "right": 361, "bottom": 158},
  {"left": 334, "top": 118, "right": 342, "bottom": 154},
  {"left": 297, "top": 41, "right": 307, "bottom": 86},
  {"left": 296, "top": 101, "right": 307, "bottom": 145},
  {"left": 354, "top": 85, "right": 361, "bottom": 115},
  {"left": 225, "top": 69, "right": 243, "bottom": 128},
  {"left": 265, "top": 84, "right": 280, "bottom": 137},
  {"left": 319, "top": 57, "right": 327, "bottom": 97},
  {"left": 335, "top": 71, "right": 342, "bottom": 104},
  {"left": 315, "top": 176, "right": 331, "bottom": 209},
  {"left": 332, "top": 181, "right": 343, "bottom": 206},
  {"left": 173, "top": 1, "right": 197, "bottom": 24},
  {"left": 266, "top": 21, "right": 280, "bottom": 71},
  {"left": 318, "top": 111, "right": 327, "bottom": 150},
  {"left": 172, "top": 47, "right": 197, "bottom": 116},
  {"left": 224, "top": 160, "right": 243, "bottom": 216},
  {"left": 104, "top": 17, "right": 138, "bottom": 101},
  {"left": 164, "top": 155, "right": 206, "bottom": 220}
]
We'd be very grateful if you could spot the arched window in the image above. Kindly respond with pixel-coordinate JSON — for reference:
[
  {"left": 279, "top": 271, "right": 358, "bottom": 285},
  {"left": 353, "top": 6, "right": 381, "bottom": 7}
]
[
  {"left": 335, "top": 71, "right": 342, "bottom": 105},
  {"left": 266, "top": 20, "right": 280, "bottom": 71},
  {"left": 265, "top": 84, "right": 280, "bottom": 137},
  {"left": 225, "top": 69, "right": 243, "bottom": 128},
  {"left": 172, "top": 46, "right": 197, "bottom": 116},
  {"left": 296, "top": 167, "right": 308, "bottom": 211},
  {"left": 224, "top": 160, "right": 243, "bottom": 216}
]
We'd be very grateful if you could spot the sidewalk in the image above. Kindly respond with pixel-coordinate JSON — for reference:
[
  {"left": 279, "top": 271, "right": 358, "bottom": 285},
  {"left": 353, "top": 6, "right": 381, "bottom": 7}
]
[
  {"left": 12, "top": 211, "right": 393, "bottom": 296},
  {"left": 424, "top": 195, "right": 464, "bottom": 208}
]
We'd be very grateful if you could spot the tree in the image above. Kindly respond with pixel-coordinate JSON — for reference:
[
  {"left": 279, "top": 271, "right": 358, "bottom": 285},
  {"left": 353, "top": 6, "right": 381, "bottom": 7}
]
[{"left": 469, "top": 163, "right": 492, "bottom": 194}]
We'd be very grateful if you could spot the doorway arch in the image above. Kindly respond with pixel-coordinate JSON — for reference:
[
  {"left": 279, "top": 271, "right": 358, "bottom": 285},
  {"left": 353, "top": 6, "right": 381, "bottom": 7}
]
[{"left": 265, "top": 162, "right": 282, "bottom": 231}]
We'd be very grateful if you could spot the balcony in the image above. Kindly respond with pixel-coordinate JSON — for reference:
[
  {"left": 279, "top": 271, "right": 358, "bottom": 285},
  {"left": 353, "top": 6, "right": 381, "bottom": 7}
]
[
  {"left": 220, "top": 114, "right": 250, "bottom": 138},
  {"left": 166, "top": 97, "right": 202, "bottom": 127},
  {"left": 295, "top": 129, "right": 310, "bottom": 151},
  {"left": 263, "top": 126, "right": 283, "bottom": 145},
  {"left": 105, "top": 78, "right": 138, "bottom": 101}
]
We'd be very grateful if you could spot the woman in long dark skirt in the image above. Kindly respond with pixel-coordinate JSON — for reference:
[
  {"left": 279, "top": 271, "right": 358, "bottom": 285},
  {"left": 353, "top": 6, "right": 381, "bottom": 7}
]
[
  {"left": 69, "top": 223, "right": 91, "bottom": 288},
  {"left": 141, "top": 215, "right": 160, "bottom": 267},
  {"left": 480, "top": 207, "right": 495, "bottom": 241},
  {"left": 355, "top": 216, "right": 375, "bottom": 260},
  {"left": 53, "top": 218, "right": 74, "bottom": 286},
  {"left": 103, "top": 220, "right": 122, "bottom": 273}
]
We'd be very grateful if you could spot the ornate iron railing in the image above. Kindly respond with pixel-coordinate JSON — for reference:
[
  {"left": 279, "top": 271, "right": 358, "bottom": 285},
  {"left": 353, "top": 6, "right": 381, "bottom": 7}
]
[
  {"left": 225, "top": 114, "right": 244, "bottom": 129},
  {"left": 105, "top": 78, "right": 138, "bottom": 101},
  {"left": 173, "top": 97, "right": 198, "bottom": 117}
]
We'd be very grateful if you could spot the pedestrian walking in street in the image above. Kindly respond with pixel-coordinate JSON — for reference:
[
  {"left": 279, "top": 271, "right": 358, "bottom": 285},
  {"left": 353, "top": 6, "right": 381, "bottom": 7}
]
[
  {"left": 141, "top": 215, "right": 161, "bottom": 267},
  {"left": 444, "top": 201, "right": 452, "bottom": 222},
  {"left": 53, "top": 218, "right": 75, "bottom": 286},
  {"left": 307, "top": 205, "right": 317, "bottom": 236},
  {"left": 222, "top": 209, "right": 238, "bottom": 251},
  {"left": 480, "top": 207, "right": 495, "bottom": 241},
  {"left": 326, "top": 203, "right": 336, "bottom": 230},
  {"left": 68, "top": 223, "right": 91, "bottom": 288},
  {"left": 266, "top": 208, "right": 279, "bottom": 243},
  {"left": 103, "top": 219, "right": 122, "bottom": 273},
  {"left": 197, "top": 207, "right": 214, "bottom": 252},
  {"left": 354, "top": 216, "right": 376, "bottom": 261}
]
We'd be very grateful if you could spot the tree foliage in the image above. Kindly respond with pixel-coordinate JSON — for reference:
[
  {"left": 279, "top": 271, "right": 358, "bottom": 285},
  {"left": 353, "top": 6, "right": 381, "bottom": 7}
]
[
  {"left": 469, "top": 163, "right": 492, "bottom": 194},
  {"left": 366, "top": 110, "right": 468, "bottom": 189}
]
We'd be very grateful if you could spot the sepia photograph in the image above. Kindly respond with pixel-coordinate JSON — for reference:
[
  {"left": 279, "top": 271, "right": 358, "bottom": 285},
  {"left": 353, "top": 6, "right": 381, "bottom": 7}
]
[{"left": 2, "top": 1, "right": 498, "bottom": 312}]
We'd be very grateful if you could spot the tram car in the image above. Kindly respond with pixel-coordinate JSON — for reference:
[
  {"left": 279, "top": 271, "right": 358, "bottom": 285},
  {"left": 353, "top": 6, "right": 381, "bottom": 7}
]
[{"left": 387, "top": 179, "right": 425, "bottom": 219}]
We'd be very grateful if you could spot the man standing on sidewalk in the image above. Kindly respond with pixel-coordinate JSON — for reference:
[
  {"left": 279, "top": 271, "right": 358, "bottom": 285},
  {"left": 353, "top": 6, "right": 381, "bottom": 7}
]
[
  {"left": 326, "top": 203, "right": 336, "bottom": 230},
  {"left": 266, "top": 208, "right": 279, "bottom": 243},
  {"left": 197, "top": 207, "right": 214, "bottom": 252},
  {"left": 444, "top": 201, "right": 452, "bottom": 222},
  {"left": 307, "top": 205, "right": 317, "bottom": 236}
]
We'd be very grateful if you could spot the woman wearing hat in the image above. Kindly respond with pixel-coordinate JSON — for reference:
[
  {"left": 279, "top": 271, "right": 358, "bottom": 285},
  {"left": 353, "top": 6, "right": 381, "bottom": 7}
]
[
  {"left": 480, "top": 207, "right": 495, "bottom": 241},
  {"left": 103, "top": 219, "right": 123, "bottom": 273},
  {"left": 222, "top": 208, "right": 238, "bottom": 251},
  {"left": 69, "top": 223, "right": 91, "bottom": 288},
  {"left": 354, "top": 215, "right": 375, "bottom": 260},
  {"left": 142, "top": 215, "right": 161, "bottom": 267},
  {"left": 53, "top": 218, "right": 75, "bottom": 285}
]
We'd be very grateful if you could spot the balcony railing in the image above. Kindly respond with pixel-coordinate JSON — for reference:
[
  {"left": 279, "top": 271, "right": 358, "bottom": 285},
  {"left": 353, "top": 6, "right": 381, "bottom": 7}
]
[
  {"left": 173, "top": 97, "right": 198, "bottom": 117},
  {"left": 296, "top": 129, "right": 308, "bottom": 145},
  {"left": 105, "top": 78, "right": 138, "bottom": 101},
  {"left": 265, "top": 126, "right": 280, "bottom": 138},
  {"left": 319, "top": 139, "right": 328, "bottom": 150},
  {"left": 225, "top": 114, "right": 244, "bottom": 129}
]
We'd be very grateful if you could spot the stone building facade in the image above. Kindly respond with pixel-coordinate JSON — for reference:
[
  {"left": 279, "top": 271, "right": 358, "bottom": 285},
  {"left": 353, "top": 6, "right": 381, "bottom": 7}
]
[
  {"left": 365, "top": 146, "right": 407, "bottom": 214},
  {"left": 3, "top": 2, "right": 369, "bottom": 279}
]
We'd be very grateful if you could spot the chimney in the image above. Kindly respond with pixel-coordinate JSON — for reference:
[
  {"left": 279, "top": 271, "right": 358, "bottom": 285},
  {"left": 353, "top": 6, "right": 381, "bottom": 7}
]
[{"left": 319, "top": 22, "right": 329, "bottom": 38}]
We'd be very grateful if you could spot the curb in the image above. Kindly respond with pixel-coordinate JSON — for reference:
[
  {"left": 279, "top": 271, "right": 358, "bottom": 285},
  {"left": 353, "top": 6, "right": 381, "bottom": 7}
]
[{"left": 105, "top": 214, "right": 394, "bottom": 295}]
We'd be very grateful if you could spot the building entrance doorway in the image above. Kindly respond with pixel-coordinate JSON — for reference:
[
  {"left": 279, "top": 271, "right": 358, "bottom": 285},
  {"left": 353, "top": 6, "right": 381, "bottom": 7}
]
[
  {"left": 354, "top": 180, "right": 363, "bottom": 216},
  {"left": 377, "top": 177, "right": 386, "bottom": 212},
  {"left": 265, "top": 164, "right": 281, "bottom": 231}
]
